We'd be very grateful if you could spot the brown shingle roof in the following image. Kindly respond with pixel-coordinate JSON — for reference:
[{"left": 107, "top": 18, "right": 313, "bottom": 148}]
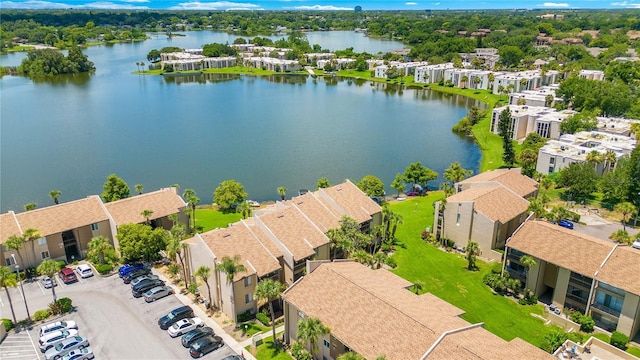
[
  {"left": 286, "top": 192, "right": 342, "bottom": 233},
  {"left": 0, "top": 212, "right": 22, "bottom": 244},
  {"left": 459, "top": 168, "right": 538, "bottom": 198},
  {"left": 197, "top": 221, "right": 281, "bottom": 280},
  {"left": 257, "top": 207, "right": 328, "bottom": 260},
  {"left": 425, "top": 326, "right": 554, "bottom": 360},
  {"left": 105, "top": 187, "right": 186, "bottom": 226},
  {"left": 507, "top": 221, "right": 615, "bottom": 277},
  {"left": 447, "top": 185, "right": 529, "bottom": 223},
  {"left": 14, "top": 196, "right": 108, "bottom": 237},
  {"left": 596, "top": 246, "right": 640, "bottom": 296},
  {"left": 317, "top": 180, "right": 381, "bottom": 224},
  {"left": 283, "top": 262, "right": 471, "bottom": 360}
]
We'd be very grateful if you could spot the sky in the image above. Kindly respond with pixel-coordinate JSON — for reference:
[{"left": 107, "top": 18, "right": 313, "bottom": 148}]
[{"left": 1, "top": 0, "right": 639, "bottom": 10}]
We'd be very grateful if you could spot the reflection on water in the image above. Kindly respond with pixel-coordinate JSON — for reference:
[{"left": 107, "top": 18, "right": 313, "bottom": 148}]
[{"left": 29, "top": 72, "right": 93, "bottom": 86}]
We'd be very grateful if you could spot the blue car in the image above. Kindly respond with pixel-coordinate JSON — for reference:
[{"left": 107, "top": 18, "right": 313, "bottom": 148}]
[
  {"left": 119, "top": 263, "right": 144, "bottom": 278},
  {"left": 558, "top": 219, "right": 574, "bottom": 229}
]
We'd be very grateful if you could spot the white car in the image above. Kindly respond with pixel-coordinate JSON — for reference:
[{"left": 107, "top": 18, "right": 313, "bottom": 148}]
[
  {"left": 62, "top": 347, "right": 94, "bottom": 360},
  {"left": 167, "top": 317, "right": 204, "bottom": 337},
  {"left": 41, "top": 275, "right": 57, "bottom": 289},
  {"left": 40, "top": 321, "right": 78, "bottom": 338},
  {"left": 75, "top": 264, "right": 94, "bottom": 278},
  {"left": 39, "top": 329, "right": 79, "bottom": 352},
  {"left": 633, "top": 240, "right": 640, "bottom": 250}
]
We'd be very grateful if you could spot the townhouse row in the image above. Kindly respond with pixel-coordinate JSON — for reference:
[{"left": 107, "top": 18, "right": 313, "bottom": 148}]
[
  {"left": 183, "top": 180, "right": 382, "bottom": 323},
  {"left": 1, "top": 187, "right": 188, "bottom": 268}
]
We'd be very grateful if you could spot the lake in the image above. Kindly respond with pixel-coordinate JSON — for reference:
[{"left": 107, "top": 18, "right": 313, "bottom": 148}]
[{"left": 0, "top": 31, "right": 480, "bottom": 212}]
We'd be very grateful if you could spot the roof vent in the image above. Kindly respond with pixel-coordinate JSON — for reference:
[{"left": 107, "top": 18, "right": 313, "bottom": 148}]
[
  {"left": 222, "top": 233, "right": 231, "bottom": 238},
  {"left": 277, "top": 214, "right": 285, "bottom": 218}
]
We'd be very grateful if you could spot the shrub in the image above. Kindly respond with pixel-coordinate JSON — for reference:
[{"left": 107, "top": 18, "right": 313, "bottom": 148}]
[
  {"left": 49, "top": 298, "right": 73, "bottom": 315},
  {"left": 33, "top": 309, "right": 51, "bottom": 321},
  {"left": 256, "top": 312, "right": 270, "bottom": 326},
  {"left": 236, "top": 310, "right": 254, "bottom": 323},
  {"left": 56, "top": 260, "right": 66, "bottom": 268},
  {"left": 579, "top": 315, "right": 595, "bottom": 333},
  {"left": 94, "top": 263, "right": 112, "bottom": 275},
  {"left": 569, "top": 310, "right": 582, "bottom": 323},
  {"left": 540, "top": 329, "right": 568, "bottom": 353},
  {"left": 291, "top": 342, "right": 312, "bottom": 360},
  {"left": 567, "top": 332, "right": 586, "bottom": 344},
  {"left": 2, "top": 318, "right": 14, "bottom": 332},
  {"left": 610, "top": 331, "right": 629, "bottom": 350},
  {"left": 490, "top": 262, "right": 503, "bottom": 274},
  {"left": 188, "top": 282, "right": 200, "bottom": 296}
]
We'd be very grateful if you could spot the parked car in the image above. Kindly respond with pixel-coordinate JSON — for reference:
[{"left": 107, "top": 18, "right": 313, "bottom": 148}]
[
  {"left": 558, "top": 219, "right": 574, "bottom": 229},
  {"left": 40, "top": 321, "right": 78, "bottom": 338},
  {"left": 221, "top": 356, "right": 244, "bottom": 360},
  {"left": 44, "top": 336, "right": 89, "bottom": 360},
  {"left": 118, "top": 263, "right": 144, "bottom": 278},
  {"left": 39, "top": 329, "right": 79, "bottom": 352},
  {"left": 122, "top": 268, "right": 151, "bottom": 284},
  {"left": 62, "top": 347, "right": 94, "bottom": 360},
  {"left": 58, "top": 268, "right": 78, "bottom": 284},
  {"left": 158, "top": 306, "right": 194, "bottom": 330},
  {"left": 181, "top": 327, "right": 214, "bottom": 348},
  {"left": 189, "top": 335, "right": 224, "bottom": 358},
  {"left": 144, "top": 286, "right": 174, "bottom": 303},
  {"left": 74, "top": 264, "right": 93, "bottom": 279},
  {"left": 41, "top": 275, "right": 57, "bottom": 289},
  {"left": 406, "top": 191, "right": 419, "bottom": 196},
  {"left": 168, "top": 317, "right": 204, "bottom": 338},
  {"left": 130, "top": 274, "right": 159, "bottom": 288},
  {"left": 132, "top": 279, "right": 166, "bottom": 297}
]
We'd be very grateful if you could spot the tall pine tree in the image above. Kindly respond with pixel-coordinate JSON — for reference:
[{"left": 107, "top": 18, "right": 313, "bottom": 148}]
[{"left": 498, "top": 107, "right": 516, "bottom": 167}]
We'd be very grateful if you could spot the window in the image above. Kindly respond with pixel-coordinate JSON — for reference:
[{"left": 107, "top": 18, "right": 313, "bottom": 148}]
[
  {"left": 245, "top": 293, "right": 253, "bottom": 304},
  {"left": 456, "top": 213, "right": 461, "bottom": 225},
  {"left": 244, "top": 276, "right": 252, "bottom": 287},
  {"left": 549, "top": 158, "right": 555, "bottom": 165},
  {"left": 38, "top": 237, "right": 47, "bottom": 246},
  {"left": 91, "top": 223, "right": 99, "bottom": 231},
  {"left": 323, "top": 339, "right": 330, "bottom": 348},
  {"left": 5, "top": 257, "right": 15, "bottom": 266},
  {"left": 41, "top": 251, "right": 50, "bottom": 260}
]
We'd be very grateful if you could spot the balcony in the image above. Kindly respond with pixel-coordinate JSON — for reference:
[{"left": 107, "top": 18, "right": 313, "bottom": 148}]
[{"left": 591, "top": 302, "right": 621, "bottom": 318}]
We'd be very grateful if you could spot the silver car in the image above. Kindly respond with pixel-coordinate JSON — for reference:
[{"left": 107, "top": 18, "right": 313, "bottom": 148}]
[
  {"left": 130, "top": 274, "right": 159, "bottom": 288},
  {"left": 44, "top": 336, "right": 89, "bottom": 360},
  {"left": 40, "top": 321, "right": 78, "bottom": 338},
  {"left": 144, "top": 286, "right": 174, "bottom": 303},
  {"left": 62, "top": 347, "right": 94, "bottom": 360},
  {"left": 41, "top": 275, "right": 57, "bottom": 289},
  {"left": 39, "top": 329, "right": 79, "bottom": 352}
]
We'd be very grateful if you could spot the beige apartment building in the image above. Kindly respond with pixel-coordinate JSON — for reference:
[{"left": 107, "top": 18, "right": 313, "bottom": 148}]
[
  {"left": 282, "top": 261, "right": 554, "bottom": 360},
  {"left": 505, "top": 220, "right": 640, "bottom": 340}
]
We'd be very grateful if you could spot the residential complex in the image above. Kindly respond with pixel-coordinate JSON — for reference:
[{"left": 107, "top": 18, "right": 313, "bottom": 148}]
[
  {"left": 505, "top": 220, "right": 640, "bottom": 341},
  {"left": 490, "top": 105, "right": 576, "bottom": 140},
  {"left": 184, "top": 180, "right": 382, "bottom": 322},
  {"left": 0, "top": 187, "right": 187, "bottom": 267},
  {"left": 283, "top": 260, "right": 554, "bottom": 360},
  {"left": 536, "top": 131, "right": 637, "bottom": 175},
  {"left": 434, "top": 168, "right": 537, "bottom": 261}
]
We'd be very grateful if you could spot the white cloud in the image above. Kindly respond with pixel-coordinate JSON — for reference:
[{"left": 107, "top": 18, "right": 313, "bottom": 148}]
[
  {"left": 0, "top": 0, "right": 148, "bottom": 8},
  {"left": 291, "top": 4, "right": 352, "bottom": 10},
  {"left": 433, "top": 2, "right": 440, "bottom": 5},
  {"left": 121, "top": 0, "right": 149, "bottom": 3},
  {"left": 538, "top": 2, "right": 570, "bottom": 6},
  {"left": 169, "top": 1, "right": 261, "bottom": 10},
  {"left": 611, "top": 0, "right": 640, "bottom": 7},
  {"left": 406, "top": 1, "right": 417, "bottom": 4}
]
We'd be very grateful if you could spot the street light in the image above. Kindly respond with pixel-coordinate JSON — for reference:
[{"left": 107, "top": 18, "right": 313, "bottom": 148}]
[{"left": 11, "top": 254, "right": 31, "bottom": 322}]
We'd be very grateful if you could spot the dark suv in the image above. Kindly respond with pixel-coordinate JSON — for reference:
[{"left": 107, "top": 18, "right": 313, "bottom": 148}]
[
  {"left": 132, "top": 279, "right": 165, "bottom": 297},
  {"left": 58, "top": 268, "right": 78, "bottom": 284},
  {"left": 158, "top": 306, "right": 194, "bottom": 330}
]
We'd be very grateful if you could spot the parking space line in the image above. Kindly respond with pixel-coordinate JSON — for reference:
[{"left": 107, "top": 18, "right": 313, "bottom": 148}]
[
  {"left": 25, "top": 328, "right": 40, "bottom": 360},
  {"left": 36, "top": 280, "right": 46, "bottom": 294},
  {"left": 0, "top": 293, "right": 4, "bottom": 306}
]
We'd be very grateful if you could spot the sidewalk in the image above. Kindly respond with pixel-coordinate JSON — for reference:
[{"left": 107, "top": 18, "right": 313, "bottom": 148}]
[
  {"left": 152, "top": 268, "right": 257, "bottom": 360},
  {"left": 238, "top": 325, "right": 285, "bottom": 347}
]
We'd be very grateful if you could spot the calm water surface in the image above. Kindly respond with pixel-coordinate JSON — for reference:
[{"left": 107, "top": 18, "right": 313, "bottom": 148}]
[{"left": 0, "top": 31, "right": 480, "bottom": 212}]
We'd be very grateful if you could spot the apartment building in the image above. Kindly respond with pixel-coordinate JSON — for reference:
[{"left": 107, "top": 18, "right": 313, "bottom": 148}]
[{"left": 490, "top": 105, "right": 575, "bottom": 140}]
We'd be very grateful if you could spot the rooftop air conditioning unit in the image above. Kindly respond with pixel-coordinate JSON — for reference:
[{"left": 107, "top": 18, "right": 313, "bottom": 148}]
[{"left": 560, "top": 146, "right": 565, "bottom": 150}]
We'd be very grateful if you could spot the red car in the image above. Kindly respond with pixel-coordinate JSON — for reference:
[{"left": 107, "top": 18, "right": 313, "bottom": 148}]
[{"left": 59, "top": 267, "right": 78, "bottom": 284}]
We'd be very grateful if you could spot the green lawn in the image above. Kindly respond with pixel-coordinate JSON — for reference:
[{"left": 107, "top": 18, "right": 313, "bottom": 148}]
[
  {"left": 240, "top": 322, "right": 269, "bottom": 337},
  {"left": 247, "top": 335, "right": 293, "bottom": 360},
  {"left": 389, "top": 193, "right": 553, "bottom": 347},
  {"left": 194, "top": 208, "right": 242, "bottom": 232}
]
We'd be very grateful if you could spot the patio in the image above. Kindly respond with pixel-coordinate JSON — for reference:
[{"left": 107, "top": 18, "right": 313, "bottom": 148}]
[{"left": 554, "top": 338, "right": 639, "bottom": 360}]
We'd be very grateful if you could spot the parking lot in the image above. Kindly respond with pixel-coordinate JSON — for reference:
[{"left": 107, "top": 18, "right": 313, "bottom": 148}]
[{"left": 0, "top": 267, "right": 239, "bottom": 359}]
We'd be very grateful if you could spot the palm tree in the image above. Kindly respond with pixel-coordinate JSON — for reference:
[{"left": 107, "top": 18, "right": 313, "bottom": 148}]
[
  {"left": 337, "top": 353, "right": 366, "bottom": 360},
  {"left": 519, "top": 255, "right": 537, "bottom": 285},
  {"left": 277, "top": 186, "right": 287, "bottom": 201},
  {"left": 609, "top": 229, "right": 631, "bottom": 244},
  {"left": 373, "top": 252, "right": 388, "bottom": 269},
  {"left": 37, "top": 259, "right": 61, "bottom": 302},
  {"left": 0, "top": 266, "right": 18, "bottom": 324},
  {"left": 183, "top": 189, "right": 199, "bottom": 233},
  {"left": 411, "top": 280, "right": 425, "bottom": 294},
  {"left": 390, "top": 212, "right": 403, "bottom": 240},
  {"left": 135, "top": 184, "right": 144, "bottom": 194},
  {"left": 349, "top": 249, "right": 374, "bottom": 267},
  {"left": 195, "top": 266, "right": 213, "bottom": 309},
  {"left": 615, "top": 202, "right": 637, "bottom": 232},
  {"left": 326, "top": 228, "right": 342, "bottom": 260},
  {"left": 466, "top": 241, "right": 479, "bottom": 270},
  {"left": 297, "top": 317, "right": 329, "bottom": 356},
  {"left": 443, "top": 162, "right": 472, "bottom": 186},
  {"left": 527, "top": 198, "right": 547, "bottom": 218},
  {"left": 538, "top": 175, "right": 554, "bottom": 202},
  {"left": 255, "top": 279, "right": 285, "bottom": 343},
  {"left": 603, "top": 150, "right": 617, "bottom": 173},
  {"left": 166, "top": 231, "right": 189, "bottom": 289},
  {"left": 141, "top": 209, "right": 154, "bottom": 225},
  {"left": 49, "top": 190, "right": 61, "bottom": 204},
  {"left": 236, "top": 201, "right": 250, "bottom": 219},
  {"left": 215, "top": 255, "right": 246, "bottom": 321},
  {"left": 23, "top": 228, "right": 42, "bottom": 268},
  {"left": 488, "top": 72, "right": 495, "bottom": 88},
  {"left": 87, "top": 236, "right": 114, "bottom": 265},
  {"left": 460, "top": 75, "right": 469, "bottom": 88}
]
